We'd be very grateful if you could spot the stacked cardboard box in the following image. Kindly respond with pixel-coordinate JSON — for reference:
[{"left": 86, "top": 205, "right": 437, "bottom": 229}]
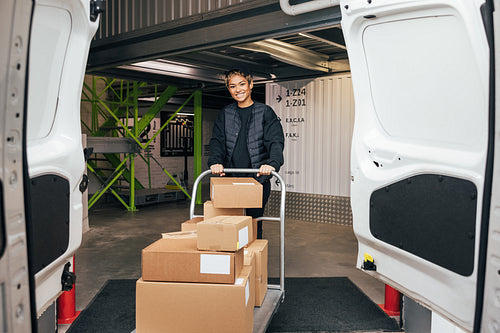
[
  {"left": 136, "top": 266, "right": 254, "bottom": 333},
  {"left": 182, "top": 201, "right": 259, "bottom": 241},
  {"left": 197, "top": 215, "right": 253, "bottom": 251},
  {"left": 245, "top": 240, "right": 269, "bottom": 306},
  {"left": 210, "top": 177, "right": 262, "bottom": 208},
  {"left": 179, "top": 216, "right": 203, "bottom": 231},
  {"left": 204, "top": 200, "right": 245, "bottom": 219},
  {"left": 136, "top": 177, "right": 269, "bottom": 332},
  {"left": 142, "top": 234, "right": 244, "bottom": 284}
]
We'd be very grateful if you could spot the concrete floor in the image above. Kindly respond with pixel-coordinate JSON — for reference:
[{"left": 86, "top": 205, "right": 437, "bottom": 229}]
[{"left": 61, "top": 197, "right": 388, "bottom": 331}]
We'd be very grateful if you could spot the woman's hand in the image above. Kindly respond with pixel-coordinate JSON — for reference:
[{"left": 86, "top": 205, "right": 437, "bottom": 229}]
[
  {"left": 210, "top": 164, "right": 225, "bottom": 176},
  {"left": 257, "top": 164, "right": 275, "bottom": 177}
]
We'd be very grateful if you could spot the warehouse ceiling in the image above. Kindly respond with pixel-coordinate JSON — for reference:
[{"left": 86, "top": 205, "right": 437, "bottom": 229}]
[
  {"left": 86, "top": 1, "right": 346, "bottom": 108},
  {"left": 111, "top": 26, "right": 348, "bottom": 84}
]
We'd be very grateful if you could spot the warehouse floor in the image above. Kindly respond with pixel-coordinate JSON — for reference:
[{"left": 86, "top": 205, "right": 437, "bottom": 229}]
[{"left": 59, "top": 196, "right": 388, "bottom": 332}]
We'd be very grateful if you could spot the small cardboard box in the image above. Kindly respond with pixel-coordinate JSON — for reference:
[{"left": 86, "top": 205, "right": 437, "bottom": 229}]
[
  {"left": 142, "top": 237, "right": 244, "bottom": 284},
  {"left": 210, "top": 177, "right": 262, "bottom": 208},
  {"left": 161, "top": 230, "right": 197, "bottom": 239},
  {"left": 197, "top": 216, "right": 253, "bottom": 251},
  {"left": 204, "top": 200, "right": 245, "bottom": 219},
  {"left": 180, "top": 217, "right": 204, "bottom": 232},
  {"left": 136, "top": 265, "right": 255, "bottom": 333},
  {"left": 246, "top": 239, "right": 268, "bottom": 306}
]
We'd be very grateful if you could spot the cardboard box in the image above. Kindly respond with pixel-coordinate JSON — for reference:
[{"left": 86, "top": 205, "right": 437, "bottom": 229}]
[
  {"left": 204, "top": 200, "right": 245, "bottom": 219},
  {"left": 244, "top": 248, "right": 255, "bottom": 267},
  {"left": 142, "top": 237, "right": 244, "bottom": 284},
  {"left": 197, "top": 216, "right": 253, "bottom": 251},
  {"left": 210, "top": 177, "right": 262, "bottom": 208},
  {"left": 136, "top": 265, "right": 254, "bottom": 333},
  {"left": 252, "top": 218, "right": 258, "bottom": 243},
  {"left": 246, "top": 239, "right": 268, "bottom": 306},
  {"left": 161, "top": 230, "right": 197, "bottom": 239},
  {"left": 180, "top": 217, "right": 204, "bottom": 232},
  {"left": 243, "top": 248, "right": 256, "bottom": 299}
]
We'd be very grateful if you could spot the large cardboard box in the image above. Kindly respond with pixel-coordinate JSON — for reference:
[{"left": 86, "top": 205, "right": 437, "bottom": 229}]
[
  {"left": 136, "top": 265, "right": 254, "bottom": 333},
  {"left": 204, "top": 200, "right": 245, "bottom": 219},
  {"left": 197, "top": 216, "right": 253, "bottom": 251},
  {"left": 210, "top": 177, "right": 262, "bottom": 208},
  {"left": 179, "top": 216, "right": 203, "bottom": 232},
  {"left": 246, "top": 239, "right": 268, "bottom": 306},
  {"left": 142, "top": 237, "right": 244, "bottom": 284}
]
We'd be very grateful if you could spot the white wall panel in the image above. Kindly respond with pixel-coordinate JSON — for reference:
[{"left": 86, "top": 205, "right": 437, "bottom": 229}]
[{"left": 266, "top": 74, "right": 354, "bottom": 196}]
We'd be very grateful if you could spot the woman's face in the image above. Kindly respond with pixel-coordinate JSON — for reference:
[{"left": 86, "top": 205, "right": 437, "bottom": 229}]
[{"left": 227, "top": 74, "right": 253, "bottom": 107}]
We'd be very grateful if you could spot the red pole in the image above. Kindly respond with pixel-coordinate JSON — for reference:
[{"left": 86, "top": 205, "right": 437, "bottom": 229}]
[
  {"left": 378, "top": 284, "right": 401, "bottom": 316},
  {"left": 57, "top": 256, "right": 81, "bottom": 324}
]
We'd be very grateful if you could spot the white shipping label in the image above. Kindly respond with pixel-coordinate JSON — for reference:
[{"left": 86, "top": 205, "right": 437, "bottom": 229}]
[
  {"left": 232, "top": 182, "right": 255, "bottom": 185},
  {"left": 200, "top": 254, "right": 231, "bottom": 275},
  {"left": 235, "top": 278, "right": 244, "bottom": 285},
  {"left": 238, "top": 226, "right": 249, "bottom": 249},
  {"left": 245, "top": 280, "right": 249, "bottom": 306}
]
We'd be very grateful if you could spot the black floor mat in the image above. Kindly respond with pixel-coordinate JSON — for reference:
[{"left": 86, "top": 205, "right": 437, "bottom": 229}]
[
  {"left": 67, "top": 277, "right": 401, "bottom": 333},
  {"left": 67, "top": 279, "right": 136, "bottom": 333},
  {"left": 268, "top": 277, "right": 402, "bottom": 332}
]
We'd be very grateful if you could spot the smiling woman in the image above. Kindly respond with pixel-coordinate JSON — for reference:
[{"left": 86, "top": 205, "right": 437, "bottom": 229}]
[
  {"left": 227, "top": 74, "right": 254, "bottom": 107},
  {"left": 208, "top": 66, "right": 285, "bottom": 239}
]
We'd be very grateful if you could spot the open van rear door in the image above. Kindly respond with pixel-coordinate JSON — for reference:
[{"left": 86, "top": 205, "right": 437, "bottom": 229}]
[
  {"left": 1, "top": 0, "right": 99, "bottom": 330},
  {"left": 26, "top": 0, "right": 98, "bottom": 322},
  {"left": 26, "top": 0, "right": 98, "bottom": 318},
  {"left": 341, "top": 0, "right": 498, "bottom": 331}
]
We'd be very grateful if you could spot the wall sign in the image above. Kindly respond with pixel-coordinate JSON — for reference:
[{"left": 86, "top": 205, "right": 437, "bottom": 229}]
[{"left": 266, "top": 75, "right": 355, "bottom": 196}]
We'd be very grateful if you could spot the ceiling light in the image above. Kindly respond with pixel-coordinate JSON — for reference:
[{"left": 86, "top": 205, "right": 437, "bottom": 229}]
[{"left": 118, "top": 60, "right": 224, "bottom": 83}]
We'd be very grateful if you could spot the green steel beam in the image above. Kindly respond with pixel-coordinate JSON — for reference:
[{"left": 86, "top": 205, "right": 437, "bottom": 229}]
[
  {"left": 162, "top": 168, "right": 191, "bottom": 199},
  {"left": 129, "top": 153, "right": 137, "bottom": 211},
  {"left": 83, "top": 76, "right": 195, "bottom": 210},
  {"left": 129, "top": 81, "right": 139, "bottom": 211},
  {"left": 88, "top": 157, "right": 129, "bottom": 208},
  {"left": 87, "top": 163, "right": 130, "bottom": 210},
  {"left": 88, "top": 168, "right": 126, "bottom": 208},
  {"left": 136, "top": 85, "right": 178, "bottom": 134},
  {"left": 194, "top": 90, "right": 203, "bottom": 205},
  {"left": 104, "top": 153, "right": 145, "bottom": 189},
  {"left": 142, "top": 92, "right": 194, "bottom": 149}
]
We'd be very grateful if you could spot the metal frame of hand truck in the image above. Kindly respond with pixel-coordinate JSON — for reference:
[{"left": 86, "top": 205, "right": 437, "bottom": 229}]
[{"left": 190, "top": 168, "right": 286, "bottom": 333}]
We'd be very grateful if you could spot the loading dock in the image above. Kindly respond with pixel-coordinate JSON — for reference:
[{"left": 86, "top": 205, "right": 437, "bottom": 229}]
[
  {"left": 55, "top": 1, "right": 383, "bottom": 332},
  {"left": 4, "top": 0, "right": 495, "bottom": 332}
]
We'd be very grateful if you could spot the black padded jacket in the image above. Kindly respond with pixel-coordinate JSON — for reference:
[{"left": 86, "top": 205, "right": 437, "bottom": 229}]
[{"left": 208, "top": 102, "right": 284, "bottom": 183}]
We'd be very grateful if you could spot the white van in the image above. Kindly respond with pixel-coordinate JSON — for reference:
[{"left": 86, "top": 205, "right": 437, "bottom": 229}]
[{"left": 1, "top": 0, "right": 498, "bottom": 332}]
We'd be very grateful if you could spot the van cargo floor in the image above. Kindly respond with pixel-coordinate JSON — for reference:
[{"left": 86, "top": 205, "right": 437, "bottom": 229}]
[{"left": 66, "top": 278, "right": 400, "bottom": 333}]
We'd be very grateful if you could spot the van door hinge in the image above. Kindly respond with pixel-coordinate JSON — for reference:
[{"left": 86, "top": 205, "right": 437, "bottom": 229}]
[
  {"left": 90, "top": 0, "right": 105, "bottom": 22},
  {"left": 61, "top": 262, "right": 76, "bottom": 291},
  {"left": 362, "top": 253, "right": 377, "bottom": 271}
]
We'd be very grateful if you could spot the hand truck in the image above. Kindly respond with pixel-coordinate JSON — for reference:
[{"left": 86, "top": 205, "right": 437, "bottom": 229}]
[{"left": 190, "top": 168, "right": 286, "bottom": 333}]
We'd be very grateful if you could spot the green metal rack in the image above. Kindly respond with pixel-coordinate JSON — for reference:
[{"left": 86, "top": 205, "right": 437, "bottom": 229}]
[{"left": 81, "top": 76, "right": 203, "bottom": 210}]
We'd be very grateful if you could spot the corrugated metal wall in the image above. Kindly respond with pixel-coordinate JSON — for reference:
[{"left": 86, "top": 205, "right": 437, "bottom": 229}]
[
  {"left": 96, "top": 0, "right": 249, "bottom": 39},
  {"left": 266, "top": 74, "right": 355, "bottom": 197}
]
